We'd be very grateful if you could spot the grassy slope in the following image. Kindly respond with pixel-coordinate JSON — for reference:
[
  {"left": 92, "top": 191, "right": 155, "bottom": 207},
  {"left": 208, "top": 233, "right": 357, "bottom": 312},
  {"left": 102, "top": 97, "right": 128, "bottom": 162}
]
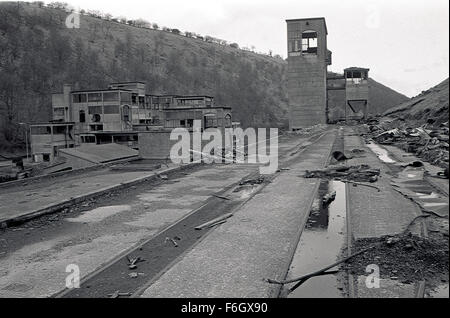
[{"left": 383, "top": 78, "right": 449, "bottom": 125}]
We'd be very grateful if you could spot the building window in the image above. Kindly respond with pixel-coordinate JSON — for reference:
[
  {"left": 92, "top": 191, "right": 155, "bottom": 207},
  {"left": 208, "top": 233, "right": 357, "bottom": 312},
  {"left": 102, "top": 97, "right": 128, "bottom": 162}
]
[
  {"left": 288, "top": 39, "right": 301, "bottom": 53},
  {"left": 103, "top": 92, "right": 119, "bottom": 102},
  {"left": 92, "top": 114, "right": 101, "bottom": 122},
  {"left": 104, "top": 105, "right": 119, "bottom": 114},
  {"left": 31, "top": 126, "right": 51, "bottom": 135},
  {"left": 346, "top": 70, "right": 367, "bottom": 84},
  {"left": 224, "top": 114, "right": 232, "bottom": 127},
  {"left": 204, "top": 116, "right": 217, "bottom": 128},
  {"left": 90, "top": 124, "right": 103, "bottom": 131},
  {"left": 120, "top": 92, "right": 131, "bottom": 103},
  {"left": 88, "top": 92, "right": 102, "bottom": 102},
  {"left": 54, "top": 107, "right": 65, "bottom": 117},
  {"left": 72, "top": 94, "right": 87, "bottom": 103},
  {"left": 88, "top": 106, "right": 102, "bottom": 114},
  {"left": 122, "top": 105, "right": 130, "bottom": 122},
  {"left": 81, "top": 136, "right": 96, "bottom": 143},
  {"left": 301, "top": 30, "right": 318, "bottom": 54},
  {"left": 131, "top": 94, "right": 137, "bottom": 105},
  {"left": 54, "top": 126, "right": 67, "bottom": 134},
  {"left": 79, "top": 110, "right": 86, "bottom": 122}
]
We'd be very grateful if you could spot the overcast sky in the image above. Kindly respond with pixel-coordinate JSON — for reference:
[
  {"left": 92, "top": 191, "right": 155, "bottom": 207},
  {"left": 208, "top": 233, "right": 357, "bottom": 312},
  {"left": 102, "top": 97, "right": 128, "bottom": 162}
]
[{"left": 41, "top": 0, "right": 448, "bottom": 97}]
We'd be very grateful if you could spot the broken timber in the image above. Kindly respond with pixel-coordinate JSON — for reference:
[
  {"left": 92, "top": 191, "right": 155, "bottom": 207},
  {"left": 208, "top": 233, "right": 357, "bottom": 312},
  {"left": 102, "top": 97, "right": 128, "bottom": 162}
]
[
  {"left": 195, "top": 213, "right": 234, "bottom": 230},
  {"left": 266, "top": 246, "right": 375, "bottom": 286}
]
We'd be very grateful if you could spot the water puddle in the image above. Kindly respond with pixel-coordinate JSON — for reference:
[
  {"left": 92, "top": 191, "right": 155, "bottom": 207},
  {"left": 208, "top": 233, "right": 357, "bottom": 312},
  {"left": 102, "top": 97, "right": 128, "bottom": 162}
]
[
  {"left": 366, "top": 142, "right": 396, "bottom": 163},
  {"left": 417, "top": 192, "right": 440, "bottom": 200},
  {"left": 284, "top": 181, "right": 347, "bottom": 298},
  {"left": 65, "top": 205, "right": 131, "bottom": 223}
]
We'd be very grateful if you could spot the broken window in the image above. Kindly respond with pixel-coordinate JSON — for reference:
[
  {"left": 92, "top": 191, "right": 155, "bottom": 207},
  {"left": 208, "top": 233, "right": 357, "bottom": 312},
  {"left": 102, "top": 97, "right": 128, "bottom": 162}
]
[
  {"left": 54, "top": 126, "right": 67, "bottom": 134},
  {"left": 103, "top": 92, "right": 119, "bottom": 102},
  {"left": 346, "top": 70, "right": 368, "bottom": 84},
  {"left": 122, "top": 105, "right": 130, "bottom": 122},
  {"left": 79, "top": 110, "right": 85, "bottom": 122},
  {"left": 88, "top": 93, "right": 102, "bottom": 102},
  {"left": 131, "top": 94, "right": 138, "bottom": 105},
  {"left": 31, "top": 126, "right": 51, "bottom": 135},
  {"left": 53, "top": 107, "right": 65, "bottom": 117},
  {"left": 138, "top": 96, "right": 145, "bottom": 109},
  {"left": 89, "top": 124, "right": 103, "bottom": 131},
  {"left": 88, "top": 106, "right": 102, "bottom": 115},
  {"left": 72, "top": 94, "right": 87, "bottom": 103},
  {"left": 288, "top": 39, "right": 301, "bottom": 53},
  {"left": 120, "top": 92, "right": 131, "bottom": 103},
  {"left": 301, "top": 31, "right": 318, "bottom": 54},
  {"left": 103, "top": 105, "right": 119, "bottom": 114},
  {"left": 92, "top": 114, "right": 101, "bottom": 122},
  {"left": 224, "top": 114, "right": 232, "bottom": 127}
]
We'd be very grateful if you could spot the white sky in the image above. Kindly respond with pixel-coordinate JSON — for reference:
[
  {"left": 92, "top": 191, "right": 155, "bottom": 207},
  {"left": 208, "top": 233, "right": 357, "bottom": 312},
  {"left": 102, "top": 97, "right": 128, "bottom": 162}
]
[{"left": 39, "top": 0, "right": 450, "bottom": 97}]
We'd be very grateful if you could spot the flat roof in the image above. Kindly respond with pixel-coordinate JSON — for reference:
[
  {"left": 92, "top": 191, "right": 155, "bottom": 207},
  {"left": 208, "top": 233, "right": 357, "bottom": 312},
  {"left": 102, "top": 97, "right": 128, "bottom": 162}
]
[
  {"left": 70, "top": 88, "right": 132, "bottom": 93},
  {"left": 109, "top": 81, "right": 146, "bottom": 85},
  {"left": 30, "top": 122, "right": 75, "bottom": 126},
  {"left": 164, "top": 106, "right": 231, "bottom": 110},
  {"left": 174, "top": 95, "right": 214, "bottom": 99},
  {"left": 285, "top": 17, "right": 328, "bottom": 34},
  {"left": 344, "top": 67, "right": 370, "bottom": 72}
]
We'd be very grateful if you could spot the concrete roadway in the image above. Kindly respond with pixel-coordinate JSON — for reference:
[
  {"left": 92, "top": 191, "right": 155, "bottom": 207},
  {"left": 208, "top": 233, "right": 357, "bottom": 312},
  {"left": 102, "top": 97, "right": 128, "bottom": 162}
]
[{"left": 0, "top": 131, "right": 323, "bottom": 297}]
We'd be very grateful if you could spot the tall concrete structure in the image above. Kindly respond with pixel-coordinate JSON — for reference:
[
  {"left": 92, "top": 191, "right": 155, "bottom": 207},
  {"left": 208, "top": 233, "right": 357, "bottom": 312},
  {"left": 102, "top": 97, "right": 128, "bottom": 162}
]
[
  {"left": 286, "top": 17, "right": 332, "bottom": 130},
  {"left": 344, "top": 67, "right": 370, "bottom": 121}
]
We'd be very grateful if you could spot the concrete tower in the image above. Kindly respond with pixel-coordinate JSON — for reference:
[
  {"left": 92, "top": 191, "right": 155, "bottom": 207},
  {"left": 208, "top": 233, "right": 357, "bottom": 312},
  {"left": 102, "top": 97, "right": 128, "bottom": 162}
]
[
  {"left": 344, "top": 67, "right": 370, "bottom": 121},
  {"left": 286, "top": 17, "right": 332, "bottom": 130}
]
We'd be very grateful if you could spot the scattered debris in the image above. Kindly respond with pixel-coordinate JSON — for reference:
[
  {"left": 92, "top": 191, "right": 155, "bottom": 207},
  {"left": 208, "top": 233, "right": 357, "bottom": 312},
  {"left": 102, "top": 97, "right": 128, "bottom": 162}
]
[
  {"left": 195, "top": 213, "right": 234, "bottom": 230},
  {"left": 108, "top": 290, "right": 132, "bottom": 298},
  {"left": 126, "top": 256, "right": 145, "bottom": 269},
  {"left": 239, "top": 175, "right": 266, "bottom": 186},
  {"left": 165, "top": 237, "right": 179, "bottom": 247},
  {"left": 305, "top": 164, "right": 380, "bottom": 183},
  {"left": 212, "top": 194, "right": 231, "bottom": 200},
  {"left": 322, "top": 190, "right": 336, "bottom": 207},
  {"left": 365, "top": 119, "right": 449, "bottom": 169},
  {"left": 345, "top": 234, "right": 449, "bottom": 286},
  {"left": 331, "top": 151, "right": 349, "bottom": 162},
  {"left": 340, "top": 180, "right": 381, "bottom": 192},
  {"left": 128, "top": 272, "right": 145, "bottom": 279}
]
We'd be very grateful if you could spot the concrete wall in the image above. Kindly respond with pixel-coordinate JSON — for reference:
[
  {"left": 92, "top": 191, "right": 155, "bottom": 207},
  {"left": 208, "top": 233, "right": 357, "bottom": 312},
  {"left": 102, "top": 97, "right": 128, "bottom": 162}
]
[
  {"left": 287, "top": 18, "right": 329, "bottom": 129},
  {"left": 139, "top": 128, "right": 228, "bottom": 160}
]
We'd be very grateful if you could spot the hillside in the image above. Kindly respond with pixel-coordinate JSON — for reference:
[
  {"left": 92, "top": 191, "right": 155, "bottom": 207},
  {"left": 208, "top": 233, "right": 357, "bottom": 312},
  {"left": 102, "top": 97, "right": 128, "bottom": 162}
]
[
  {"left": 383, "top": 78, "right": 449, "bottom": 126},
  {"left": 0, "top": 1, "right": 408, "bottom": 152},
  {"left": 327, "top": 72, "right": 409, "bottom": 122}
]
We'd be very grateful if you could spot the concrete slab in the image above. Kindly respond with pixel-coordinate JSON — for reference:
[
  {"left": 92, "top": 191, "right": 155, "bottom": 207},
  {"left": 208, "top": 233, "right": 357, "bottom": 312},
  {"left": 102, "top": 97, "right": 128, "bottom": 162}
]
[
  {"left": 140, "top": 131, "right": 337, "bottom": 298},
  {"left": 344, "top": 128, "right": 422, "bottom": 239}
]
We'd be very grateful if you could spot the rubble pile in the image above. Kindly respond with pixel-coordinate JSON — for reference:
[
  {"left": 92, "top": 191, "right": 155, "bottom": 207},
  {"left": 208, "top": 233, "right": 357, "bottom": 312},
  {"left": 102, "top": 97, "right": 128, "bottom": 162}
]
[
  {"left": 304, "top": 164, "right": 380, "bottom": 183},
  {"left": 365, "top": 119, "right": 449, "bottom": 169},
  {"left": 345, "top": 234, "right": 449, "bottom": 285}
]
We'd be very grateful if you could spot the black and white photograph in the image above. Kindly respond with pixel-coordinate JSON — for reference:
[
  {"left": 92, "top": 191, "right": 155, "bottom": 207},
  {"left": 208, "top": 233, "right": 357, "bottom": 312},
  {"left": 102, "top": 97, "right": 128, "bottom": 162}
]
[{"left": 0, "top": 0, "right": 448, "bottom": 306}]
